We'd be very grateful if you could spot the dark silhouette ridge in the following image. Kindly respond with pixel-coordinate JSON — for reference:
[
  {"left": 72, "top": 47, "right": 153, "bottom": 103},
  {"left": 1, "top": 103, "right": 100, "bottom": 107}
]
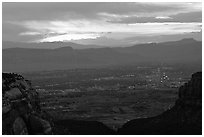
[
  {"left": 2, "top": 72, "right": 115, "bottom": 135},
  {"left": 53, "top": 119, "right": 115, "bottom": 135},
  {"left": 3, "top": 38, "right": 202, "bottom": 72},
  {"left": 118, "top": 72, "right": 202, "bottom": 135},
  {"left": 2, "top": 72, "right": 202, "bottom": 135},
  {"left": 2, "top": 41, "right": 104, "bottom": 49}
]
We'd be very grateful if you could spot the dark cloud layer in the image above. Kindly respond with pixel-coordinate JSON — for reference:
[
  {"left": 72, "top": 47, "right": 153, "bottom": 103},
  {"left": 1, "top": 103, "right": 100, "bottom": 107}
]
[
  {"left": 3, "top": 2, "right": 201, "bottom": 22},
  {"left": 108, "top": 11, "right": 202, "bottom": 24},
  {"left": 2, "top": 2, "right": 202, "bottom": 45}
]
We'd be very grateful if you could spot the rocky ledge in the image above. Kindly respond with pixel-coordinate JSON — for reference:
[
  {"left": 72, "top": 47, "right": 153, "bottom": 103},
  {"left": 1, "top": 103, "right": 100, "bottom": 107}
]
[
  {"left": 2, "top": 73, "right": 115, "bottom": 135},
  {"left": 2, "top": 72, "right": 202, "bottom": 135},
  {"left": 2, "top": 73, "right": 52, "bottom": 135},
  {"left": 118, "top": 72, "right": 202, "bottom": 135}
]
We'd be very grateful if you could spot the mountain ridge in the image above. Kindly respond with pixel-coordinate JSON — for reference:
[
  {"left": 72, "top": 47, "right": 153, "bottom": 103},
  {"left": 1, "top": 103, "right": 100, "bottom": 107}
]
[
  {"left": 3, "top": 38, "right": 201, "bottom": 50},
  {"left": 2, "top": 41, "right": 105, "bottom": 50},
  {"left": 3, "top": 38, "right": 202, "bottom": 72}
]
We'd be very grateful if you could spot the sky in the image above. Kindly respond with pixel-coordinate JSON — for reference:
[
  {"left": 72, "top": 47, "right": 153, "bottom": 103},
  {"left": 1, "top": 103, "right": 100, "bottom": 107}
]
[{"left": 2, "top": 2, "right": 202, "bottom": 47}]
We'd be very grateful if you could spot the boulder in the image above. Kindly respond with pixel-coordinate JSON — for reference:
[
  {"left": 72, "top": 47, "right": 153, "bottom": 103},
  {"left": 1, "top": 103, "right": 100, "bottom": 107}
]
[
  {"left": 12, "top": 117, "right": 28, "bottom": 135},
  {"left": 4, "top": 88, "right": 22, "bottom": 100},
  {"left": 2, "top": 73, "right": 53, "bottom": 135}
]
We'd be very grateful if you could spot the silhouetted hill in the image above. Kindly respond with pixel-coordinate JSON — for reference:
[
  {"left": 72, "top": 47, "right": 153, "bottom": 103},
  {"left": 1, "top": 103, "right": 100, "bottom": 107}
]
[
  {"left": 2, "top": 41, "right": 104, "bottom": 49},
  {"left": 118, "top": 72, "right": 202, "bottom": 135},
  {"left": 53, "top": 119, "right": 115, "bottom": 135},
  {"left": 3, "top": 72, "right": 201, "bottom": 135},
  {"left": 115, "top": 38, "right": 201, "bottom": 63},
  {"left": 3, "top": 47, "right": 142, "bottom": 72},
  {"left": 3, "top": 39, "right": 202, "bottom": 72}
]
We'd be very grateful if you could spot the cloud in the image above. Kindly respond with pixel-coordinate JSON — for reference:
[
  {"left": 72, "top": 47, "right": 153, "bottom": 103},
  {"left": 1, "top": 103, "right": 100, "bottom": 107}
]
[
  {"left": 12, "top": 19, "right": 201, "bottom": 42},
  {"left": 96, "top": 3, "right": 202, "bottom": 24},
  {"left": 155, "top": 16, "right": 172, "bottom": 19},
  {"left": 3, "top": 2, "right": 201, "bottom": 22},
  {"left": 39, "top": 33, "right": 102, "bottom": 42},
  {"left": 2, "top": 2, "right": 202, "bottom": 43},
  {"left": 19, "top": 31, "right": 41, "bottom": 36}
]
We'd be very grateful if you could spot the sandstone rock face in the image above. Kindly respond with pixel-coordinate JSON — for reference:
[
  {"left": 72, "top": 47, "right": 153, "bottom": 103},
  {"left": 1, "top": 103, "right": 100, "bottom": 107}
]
[
  {"left": 118, "top": 72, "right": 202, "bottom": 135},
  {"left": 2, "top": 73, "right": 52, "bottom": 135}
]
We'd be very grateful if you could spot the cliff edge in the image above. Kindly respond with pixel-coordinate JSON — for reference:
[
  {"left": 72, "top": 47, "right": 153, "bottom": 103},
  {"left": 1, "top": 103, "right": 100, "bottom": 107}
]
[
  {"left": 118, "top": 72, "right": 202, "bottom": 135},
  {"left": 2, "top": 72, "right": 202, "bottom": 135},
  {"left": 2, "top": 73, "right": 52, "bottom": 135},
  {"left": 2, "top": 73, "right": 115, "bottom": 135}
]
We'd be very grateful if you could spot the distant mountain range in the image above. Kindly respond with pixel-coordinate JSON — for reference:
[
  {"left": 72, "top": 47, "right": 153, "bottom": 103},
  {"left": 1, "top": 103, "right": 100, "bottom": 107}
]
[
  {"left": 2, "top": 41, "right": 105, "bottom": 49},
  {"left": 3, "top": 38, "right": 202, "bottom": 72}
]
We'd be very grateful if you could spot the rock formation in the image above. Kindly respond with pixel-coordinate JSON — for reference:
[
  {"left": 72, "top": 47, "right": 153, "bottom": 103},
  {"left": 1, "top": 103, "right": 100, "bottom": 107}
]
[
  {"left": 2, "top": 73, "right": 115, "bottom": 135},
  {"left": 2, "top": 72, "right": 202, "bottom": 135},
  {"left": 2, "top": 73, "right": 52, "bottom": 135},
  {"left": 118, "top": 72, "right": 202, "bottom": 135},
  {"left": 53, "top": 119, "right": 115, "bottom": 135}
]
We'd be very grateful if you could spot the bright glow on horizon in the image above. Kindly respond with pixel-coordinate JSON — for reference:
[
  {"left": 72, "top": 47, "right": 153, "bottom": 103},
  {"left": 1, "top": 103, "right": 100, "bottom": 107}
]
[
  {"left": 3, "top": 2, "right": 202, "bottom": 44},
  {"left": 155, "top": 16, "right": 172, "bottom": 19},
  {"left": 39, "top": 33, "right": 102, "bottom": 42},
  {"left": 16, "top": 20, "right": 201, "bottom": 42}
]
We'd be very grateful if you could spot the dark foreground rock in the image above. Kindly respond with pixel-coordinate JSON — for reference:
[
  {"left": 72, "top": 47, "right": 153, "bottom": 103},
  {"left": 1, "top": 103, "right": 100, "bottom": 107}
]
[
  {"left": 2, "top": 73, "right": 53, "bottom": 135},
  {"left": 53, "top": 119, "right": 115, "bottom": 135},
  {"left": 118, "top": 72, "right": 202, "bottom": 135},
  {"left": 2, "top": 73, "right": 115, "bottom": 135},
  {"left": 2, "top": 72, "right": 202, "bottom": 135}
]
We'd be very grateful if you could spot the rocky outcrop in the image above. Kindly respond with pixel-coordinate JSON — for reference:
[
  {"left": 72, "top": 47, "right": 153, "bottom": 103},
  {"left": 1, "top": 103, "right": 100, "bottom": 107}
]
[
  {"left": 118, "top": 72, "right": 202, "bottom": 135},
  {"left": 2, "top": 73, "right": 52, "bottom": 135},
  {"left": 2, "top": 73, "right": 115, "bottom": 135},
  {"left": 53, "top": 119, "right": 116, "bottom": 135},
  {"left": 3, "top": 72, "right": 202, "bottom": 135}
]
